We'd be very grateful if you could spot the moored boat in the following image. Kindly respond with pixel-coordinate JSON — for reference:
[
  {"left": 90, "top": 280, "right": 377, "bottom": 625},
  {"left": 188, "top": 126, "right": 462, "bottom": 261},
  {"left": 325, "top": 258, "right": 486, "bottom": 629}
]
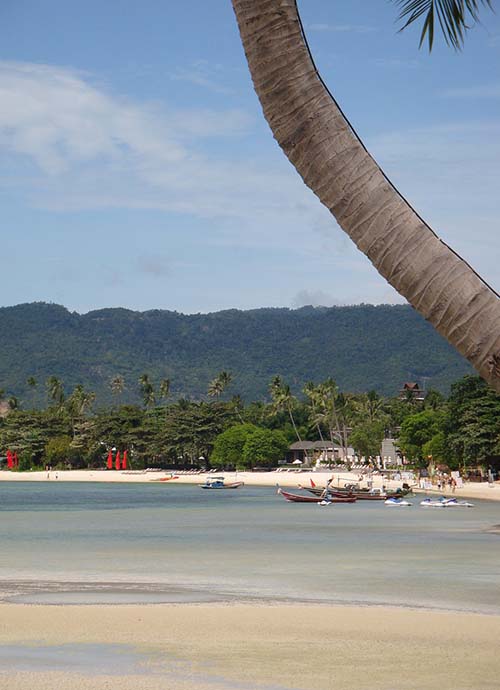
[
  {"left": 304, "top": 479, "right": 410, "bottom": 501},
  {"left": 200, "top": 476, "right": 244, "bottom": 490},
  {"left": 302, "top": 484, "right": 387, "bottom": 501},
  {"left": 420, "top": 497, "right": 474, "bottom": 508},
  {"left": 278, "top": 488, "right": 356, "bottom": 503},
  {"left": 384, "top": 497, "right": 412, "bottom": 506}
]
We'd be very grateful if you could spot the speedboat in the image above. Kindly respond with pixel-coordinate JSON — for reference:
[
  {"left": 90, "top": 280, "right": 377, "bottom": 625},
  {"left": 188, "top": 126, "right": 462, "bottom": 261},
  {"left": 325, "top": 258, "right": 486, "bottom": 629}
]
[
  {"left": 420, "top": 497, "right": 474, "bottom": 508},
  {"left": 384, "top": 497, "right": 412, "bottom": 506}
]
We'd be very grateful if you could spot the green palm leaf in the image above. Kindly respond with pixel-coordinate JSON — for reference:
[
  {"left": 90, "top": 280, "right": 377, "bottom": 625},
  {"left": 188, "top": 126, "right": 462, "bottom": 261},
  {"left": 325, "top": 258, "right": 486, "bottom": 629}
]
[{"left": 392, "top": 0, "right": 494, "bottom": 50}]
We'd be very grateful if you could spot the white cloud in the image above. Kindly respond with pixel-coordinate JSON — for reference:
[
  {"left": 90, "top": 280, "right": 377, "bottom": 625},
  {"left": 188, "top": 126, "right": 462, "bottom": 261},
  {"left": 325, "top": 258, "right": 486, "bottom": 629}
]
[
  {"left": 0, "top": 61, "right": 317, "bottom": 231},
  {"left": 2, "top": 61, "right": 497, "bottom": 304},
  {"left": 292, "top": 289, "right": 346, "bottom": 308}
]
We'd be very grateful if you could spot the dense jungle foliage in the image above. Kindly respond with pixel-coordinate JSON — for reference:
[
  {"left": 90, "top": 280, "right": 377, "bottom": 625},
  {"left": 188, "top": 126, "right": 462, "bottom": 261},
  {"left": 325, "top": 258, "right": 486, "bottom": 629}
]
[
  {"left": 1, "top": 373, "right": 498, "bottom": 473},
  {"left": 0, "top": 302, "right": 471, "bottom": 406}
]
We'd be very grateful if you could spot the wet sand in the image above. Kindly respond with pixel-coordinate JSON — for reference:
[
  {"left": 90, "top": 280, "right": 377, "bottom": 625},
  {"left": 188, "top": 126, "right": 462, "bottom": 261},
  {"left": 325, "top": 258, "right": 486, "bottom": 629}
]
[{"left": 1, "top": 603, "right": 500, "bottom": 689}]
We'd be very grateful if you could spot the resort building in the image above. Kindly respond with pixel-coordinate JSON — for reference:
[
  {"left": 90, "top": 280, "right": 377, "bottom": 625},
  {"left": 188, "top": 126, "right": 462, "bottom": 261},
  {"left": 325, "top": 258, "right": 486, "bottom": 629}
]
[
  {"left": 286, "top": 441, "right": 355, "bottom": 467},
  {"left": 399, "top": 382, "right": 426, "bottom": 401}
]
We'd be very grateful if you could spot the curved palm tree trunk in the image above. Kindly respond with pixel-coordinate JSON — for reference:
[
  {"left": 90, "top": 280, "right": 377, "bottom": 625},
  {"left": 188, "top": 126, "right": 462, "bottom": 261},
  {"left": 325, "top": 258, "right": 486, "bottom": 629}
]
[{"left": 231, "top": 0, "right": 500, "bottom": 392}]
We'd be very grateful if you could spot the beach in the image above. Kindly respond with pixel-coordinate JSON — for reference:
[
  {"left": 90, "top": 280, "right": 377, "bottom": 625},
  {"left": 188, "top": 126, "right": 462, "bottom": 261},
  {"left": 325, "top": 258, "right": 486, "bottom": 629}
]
[
  {"left": 1, "top": 468, "right": 499, "bottom": 502},
  {"left": 1, "top": 478, "right": 499, "bottom": 689},
  {"left": 2, "top": 603, "right": 500, "bottom": 690}
]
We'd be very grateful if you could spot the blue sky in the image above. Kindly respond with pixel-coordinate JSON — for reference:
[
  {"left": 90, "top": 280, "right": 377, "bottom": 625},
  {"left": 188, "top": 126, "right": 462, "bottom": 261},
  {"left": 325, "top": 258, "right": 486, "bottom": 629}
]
[{"left": 1, "top": 0, "right": 498, "bottom": 314}]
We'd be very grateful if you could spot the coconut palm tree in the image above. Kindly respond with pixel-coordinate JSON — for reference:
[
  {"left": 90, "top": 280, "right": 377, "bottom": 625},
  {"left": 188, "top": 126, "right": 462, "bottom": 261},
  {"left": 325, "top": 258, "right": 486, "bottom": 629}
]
[
  {"left": 393, "top": 1, "right": 493, "bottom": 51},
  {"left": 159, "top": 378, "right": 171, "bottom": 402},
  {"left": 269, "top": 375, "right": 303, "bottom": 444},
  {"left": 208, "top": 371, "right": 233, "bottom": 400},
  {"left": 110, "top": 375, "right": 125, "bottom": 397},
  {"left": 303, "top": 381, "right": 325, "bottom": 443},
  {"left": 230, "top": 394, "right": 246, "bottom": 423},
  {"left": 66, "top": 384, "right": 96, "bottom": 440},
  {"left": 231, "top": 0, "right": 500, "bottom": 392},
  {"left": 139, "top": 374, "right": 156, "bottom": 409},
  {"left": 46, "top": 376, "right": 65, "bottom": 409},
  {"left": 67, "top": 384, "right": 96, "bottom": 419},
  {"left": 7, "top": 396, "right": 19, "bottom": 411}
]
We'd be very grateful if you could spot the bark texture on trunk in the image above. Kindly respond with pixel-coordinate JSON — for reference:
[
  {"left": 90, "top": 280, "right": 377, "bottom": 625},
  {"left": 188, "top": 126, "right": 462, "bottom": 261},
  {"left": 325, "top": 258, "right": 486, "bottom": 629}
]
[{"left": 232, "top": 0, "right": 500, "bottom": 392}]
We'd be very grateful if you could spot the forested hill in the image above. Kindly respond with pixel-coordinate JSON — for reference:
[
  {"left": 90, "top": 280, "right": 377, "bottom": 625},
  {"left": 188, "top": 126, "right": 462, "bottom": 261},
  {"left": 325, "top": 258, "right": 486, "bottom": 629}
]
[{"left": 0, "top": 302, "right": 471, "bottom": 405}]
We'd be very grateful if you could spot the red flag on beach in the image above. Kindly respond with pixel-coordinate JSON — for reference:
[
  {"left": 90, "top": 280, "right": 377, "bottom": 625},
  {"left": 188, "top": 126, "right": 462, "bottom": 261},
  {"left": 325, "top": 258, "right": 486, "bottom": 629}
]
[
  {"left": 310, "top": 478, "right": 316, "bottom": 488},
  {"left": 6, "top": 450, "right": 13, "bottom": 469},
  {"left": 115, "top": 450, "right": 121, "bottom": 471},
  {"left": 13, "top": 452, "right": 19, "bottom": 468},
  {"left": 122, "top": 450, "right": 128, "bottom": 470},
  {"left": 107, "top": 450, "right": 113, "bottom": 470}
]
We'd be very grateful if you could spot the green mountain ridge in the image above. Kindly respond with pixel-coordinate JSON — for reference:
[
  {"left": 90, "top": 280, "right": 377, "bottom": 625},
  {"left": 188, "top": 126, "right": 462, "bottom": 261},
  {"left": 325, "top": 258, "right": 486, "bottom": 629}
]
[{"left": 0, "top": 302, "right": 472, "bottom": 405}]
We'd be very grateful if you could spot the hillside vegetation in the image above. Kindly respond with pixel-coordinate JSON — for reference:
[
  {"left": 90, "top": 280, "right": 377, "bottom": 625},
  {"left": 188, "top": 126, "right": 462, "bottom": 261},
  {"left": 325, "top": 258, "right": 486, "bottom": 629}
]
[{"left": 0, "top": 302, "right": 471, "bottom": 405}]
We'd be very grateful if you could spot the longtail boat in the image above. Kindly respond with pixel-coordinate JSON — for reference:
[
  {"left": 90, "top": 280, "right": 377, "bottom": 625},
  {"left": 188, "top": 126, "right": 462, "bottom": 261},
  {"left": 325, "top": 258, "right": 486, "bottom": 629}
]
[
  {"left": 303, "top": 480, "right": 410, "bottom": 501},
  {"left": 278, "top": 488, "right": 356, "bottom": 504},
  {"left": 200, "top": 476, "right": 244, "bottom": 489}
]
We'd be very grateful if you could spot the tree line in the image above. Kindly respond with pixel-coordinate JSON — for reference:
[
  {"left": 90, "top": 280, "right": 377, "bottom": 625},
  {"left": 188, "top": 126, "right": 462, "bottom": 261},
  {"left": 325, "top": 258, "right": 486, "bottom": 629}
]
[{"left": 0, "top": 373, "right": 498, "bottom": 472}]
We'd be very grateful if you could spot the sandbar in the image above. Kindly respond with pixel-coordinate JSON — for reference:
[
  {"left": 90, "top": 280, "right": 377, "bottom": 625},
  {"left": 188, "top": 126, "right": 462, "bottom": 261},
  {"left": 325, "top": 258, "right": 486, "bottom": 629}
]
[{"left": 1, "top": 603, "right": 500, "bottom": 689}]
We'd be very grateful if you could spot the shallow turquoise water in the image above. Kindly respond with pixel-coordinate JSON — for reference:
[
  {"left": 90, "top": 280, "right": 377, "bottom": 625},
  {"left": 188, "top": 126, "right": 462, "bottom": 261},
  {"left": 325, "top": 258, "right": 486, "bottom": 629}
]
[{"left": 0, "top": 482, "right": 499, "bottom": 612}]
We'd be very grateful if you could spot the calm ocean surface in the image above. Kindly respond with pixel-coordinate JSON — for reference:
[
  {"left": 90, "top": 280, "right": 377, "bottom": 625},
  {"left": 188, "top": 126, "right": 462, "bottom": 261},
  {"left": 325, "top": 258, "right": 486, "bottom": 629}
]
[{"left": 0, "top": 482, "right": 499, "bottom": 612}]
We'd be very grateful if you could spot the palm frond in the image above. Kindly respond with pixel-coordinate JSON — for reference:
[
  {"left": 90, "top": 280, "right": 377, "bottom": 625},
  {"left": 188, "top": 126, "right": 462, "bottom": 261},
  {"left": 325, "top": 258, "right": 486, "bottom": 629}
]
[{"left": 392, "top": 0, "right": 494, "bottom": 50}]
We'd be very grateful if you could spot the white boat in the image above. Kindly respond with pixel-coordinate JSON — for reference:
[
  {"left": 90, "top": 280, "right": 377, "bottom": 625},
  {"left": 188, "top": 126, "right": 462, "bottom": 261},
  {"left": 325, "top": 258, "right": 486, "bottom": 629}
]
[
  {"left": 420, "top": 497, "right": 474, "bottom": 508},
  {"left": 384, "top": 497, "right": 412, "bottom": 506}
]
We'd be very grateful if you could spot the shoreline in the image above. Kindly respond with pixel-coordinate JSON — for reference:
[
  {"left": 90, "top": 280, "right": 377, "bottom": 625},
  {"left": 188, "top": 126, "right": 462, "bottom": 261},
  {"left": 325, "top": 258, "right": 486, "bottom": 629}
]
[
  {"left": 1, "top": 468, "right": 499, "bottom": 502},
  {"left": 2, "top": 602, "right": 500, "bottom": 689},
  {"left": 3, "top": 588, "right": 500, "bottom": 617}
]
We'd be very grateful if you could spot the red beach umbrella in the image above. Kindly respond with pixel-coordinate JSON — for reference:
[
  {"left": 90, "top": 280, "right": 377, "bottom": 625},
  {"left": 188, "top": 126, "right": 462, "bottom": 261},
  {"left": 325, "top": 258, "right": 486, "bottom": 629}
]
[
  {"left": 107, "top": 450, "right": 113, "bottom": 470},
  {"left": 6, "top": 450, "right": 13, "bottom": 469},
  {"left": 122, "top": 450, "right": 128, "bottom": 470},
  {"left": 115, "top": 450, "right": 121, "bottom": 471}
]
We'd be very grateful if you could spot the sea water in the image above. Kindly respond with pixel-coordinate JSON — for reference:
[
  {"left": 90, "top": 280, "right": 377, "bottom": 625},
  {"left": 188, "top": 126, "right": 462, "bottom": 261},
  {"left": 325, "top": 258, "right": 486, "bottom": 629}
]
[{"left": 0, "top": 481, "right": 499, "bottom": 613}]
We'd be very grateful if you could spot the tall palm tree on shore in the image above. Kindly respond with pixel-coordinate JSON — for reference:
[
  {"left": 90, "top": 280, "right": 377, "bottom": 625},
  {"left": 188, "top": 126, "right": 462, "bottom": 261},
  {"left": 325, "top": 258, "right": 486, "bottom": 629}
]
[
  {"left": 46, "top": 376, "right": 65, "bottom": 409},
  {"left": 303, "top": 381, "right": 325, "bottom": 444},
  {"left": 159, "top": 378, "right": 171, "bottom": 403},
  {"left": 231, "top": 0, "right": 500, "bottom": 392},
  {"left": 208, "top": 371, "right": 233, "bottom": 400},
  {"left": 269, "top": 375, "right": 303, "bottom": 444},
  {"left": 313, "top": 379, "right": 350, "bottom": 460},
  {"left": 67, "top": 384, "right": 96, "bottom": 440},
  {"left": 139, "top": 374, "right": 156, "bottom": 409},
  {"left": 110, "top": 375, "right": 125, "bottom": 398}
]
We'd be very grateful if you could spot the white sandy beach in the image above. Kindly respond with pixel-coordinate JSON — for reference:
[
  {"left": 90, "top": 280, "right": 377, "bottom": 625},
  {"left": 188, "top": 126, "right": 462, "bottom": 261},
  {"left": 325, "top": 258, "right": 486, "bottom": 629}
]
[
  {"left": 1, "top": 468, "right": 499, "bottom": 502},
  {"left": 1, "top": 603, "right": 500, "bottom": 690},
  {"left": 1, "top": 471, "right": 500, "bottom": 688}
]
